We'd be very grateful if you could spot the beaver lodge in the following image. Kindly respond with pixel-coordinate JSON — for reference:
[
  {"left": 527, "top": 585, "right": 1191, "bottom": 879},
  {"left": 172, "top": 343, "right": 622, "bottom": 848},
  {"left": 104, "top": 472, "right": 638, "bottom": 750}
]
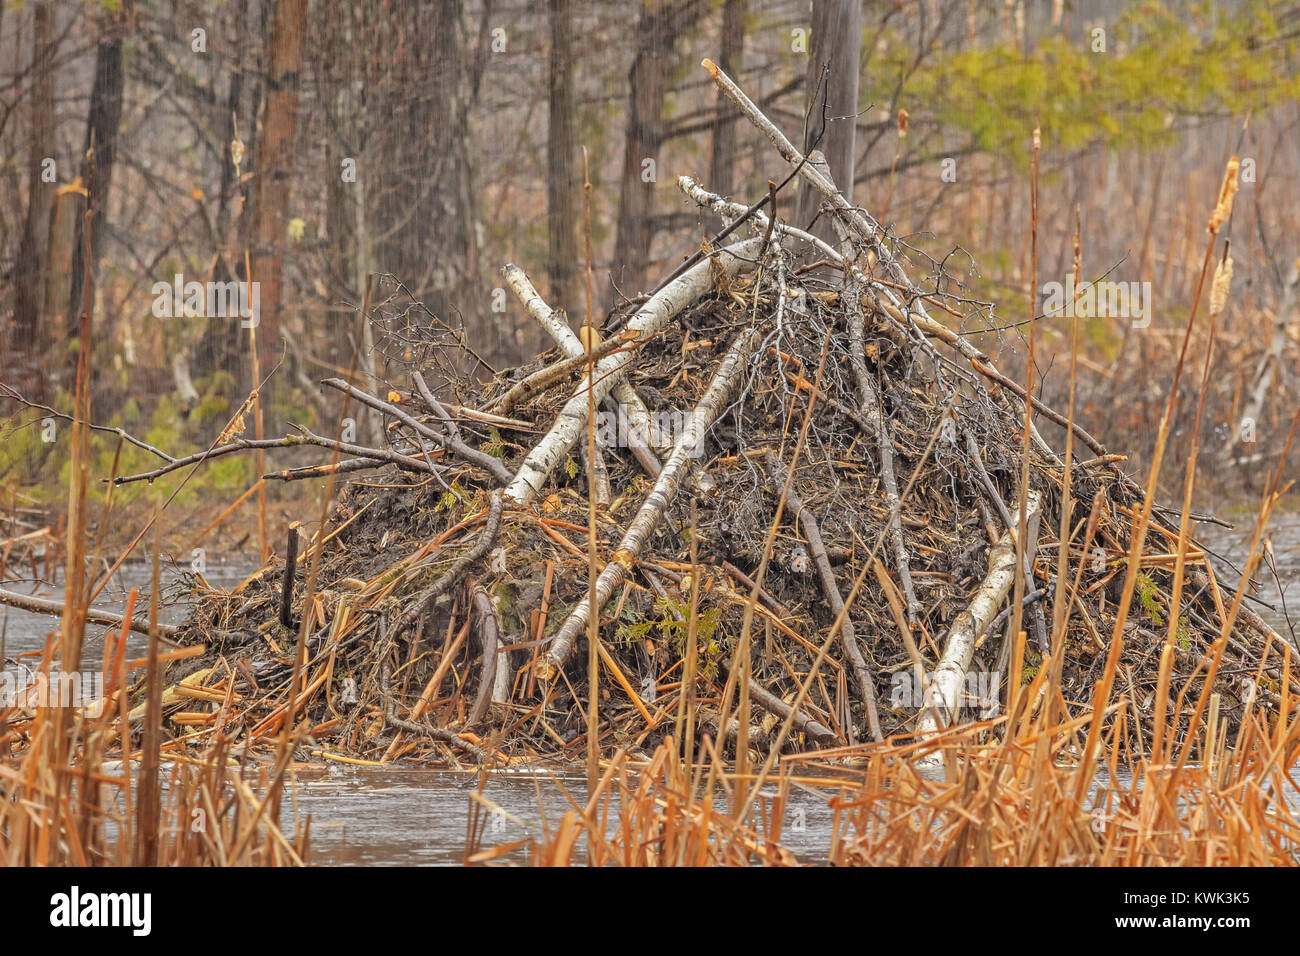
[{"left": 93, "top": 62, "right": 1291, "bottom": 772}]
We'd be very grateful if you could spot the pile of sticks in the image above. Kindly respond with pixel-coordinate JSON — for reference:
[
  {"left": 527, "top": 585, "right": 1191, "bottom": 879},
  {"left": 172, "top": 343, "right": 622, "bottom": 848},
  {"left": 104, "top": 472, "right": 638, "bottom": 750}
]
[{"left": 50, "top": 62, "right": 1289, "bottom": 768}]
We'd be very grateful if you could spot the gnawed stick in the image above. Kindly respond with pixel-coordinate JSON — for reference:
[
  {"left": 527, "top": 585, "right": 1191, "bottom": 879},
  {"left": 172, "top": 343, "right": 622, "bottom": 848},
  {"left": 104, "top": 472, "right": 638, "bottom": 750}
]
[
  {"left": 538, "top": 322, "right": 766, "bottom": 677},
  {"left": 917, "top": 490, "right": 1042, "bottom": 760},
  {"left": 503, "top": 238, "right": 763, "bottom": 506},
  {"left": 466, "top": 584, "right": 502, "bottom": 731},
  {"left": 723, "top": 663, "right": 839, "bottom": 746},
  {"left": 763, "top": 451, "right": 883, "bottom": 742},
  {"left": 279, "top": 523, "right": 300, "bottom": 630}
]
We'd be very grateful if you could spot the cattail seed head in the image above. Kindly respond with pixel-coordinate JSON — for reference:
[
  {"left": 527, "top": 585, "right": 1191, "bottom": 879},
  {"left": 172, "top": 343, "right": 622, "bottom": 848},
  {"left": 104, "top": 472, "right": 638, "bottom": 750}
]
[
  {"left": 1209, "top": 255, "right": 1234, "bottom": 317},
  {"left": 1208, "top": 157, "right": 1240, "bottom": 233}
]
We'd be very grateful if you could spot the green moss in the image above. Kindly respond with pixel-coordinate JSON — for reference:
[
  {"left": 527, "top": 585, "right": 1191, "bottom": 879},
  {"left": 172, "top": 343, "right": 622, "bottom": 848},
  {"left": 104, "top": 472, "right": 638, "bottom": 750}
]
[{"left": 1135, "top": 573, "right": 1165, "bottom": 627}]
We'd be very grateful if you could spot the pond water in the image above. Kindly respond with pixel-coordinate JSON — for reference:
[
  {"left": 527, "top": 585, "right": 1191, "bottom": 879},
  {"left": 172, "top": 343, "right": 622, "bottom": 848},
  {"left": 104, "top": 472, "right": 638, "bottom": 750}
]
[
  {"left": 281, "top": 767, "right": 843, "bottom": 865},
  {"left": 2, "top": 509, "right": 1298, "bottom": 865}
]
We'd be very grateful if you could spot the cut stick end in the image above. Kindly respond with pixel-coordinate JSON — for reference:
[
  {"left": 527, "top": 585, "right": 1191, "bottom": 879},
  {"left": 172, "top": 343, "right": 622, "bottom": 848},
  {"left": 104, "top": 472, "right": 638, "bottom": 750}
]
[{"left": 533, "top": 658, "right": 558, "bottom": 682}]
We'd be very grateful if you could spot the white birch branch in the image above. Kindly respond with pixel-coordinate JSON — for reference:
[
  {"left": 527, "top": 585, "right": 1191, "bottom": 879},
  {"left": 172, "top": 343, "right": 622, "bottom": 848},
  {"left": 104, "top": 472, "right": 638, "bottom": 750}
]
[
  {"left": 537, "top": 321, "right": 765, "bottom": 677},
  {"left": 503, "top": 237, "right": 764, "bottom": 505},
  {"left": 916, "top": 490, "right": 1041, "bottom": 764},
  {"left": 503, "top": 265, "right": 663, "bottom": 452}
]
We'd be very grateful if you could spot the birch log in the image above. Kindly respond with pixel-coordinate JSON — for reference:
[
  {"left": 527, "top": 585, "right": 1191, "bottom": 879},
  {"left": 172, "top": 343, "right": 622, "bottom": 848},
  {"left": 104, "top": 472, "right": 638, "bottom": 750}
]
[
  {"left": 916, "top": 491, "right": 1041, "bottom": 762},
  {"left": 503, "top": 265, "right": 662, "bottom": 451},
  {"left": 537, "top": 322, "right": 764, "bottom": 677},
  {"left": 503, "top": 237, "right": 763, "bottom": 505}
]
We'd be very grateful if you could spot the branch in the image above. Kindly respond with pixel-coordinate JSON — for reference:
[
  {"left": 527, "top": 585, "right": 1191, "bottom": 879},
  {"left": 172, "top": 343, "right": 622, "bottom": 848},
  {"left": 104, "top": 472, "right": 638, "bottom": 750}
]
[
  {"left": 540, "top": 321, "right": 765, "bottom": 677},
  {"left": 320, "top": 378, "right": 514, "bottom": 486},
  {"left": 0, "top": 381, "right": 176, "bottom": 463},
  {"left": 916, "top": 491, "right": 1043, "bottom": 757},
  {"left": 112, "top": 430, "right": 439, "bottom": 485},
  {"left": 504, "top": 237, "right": 763, "bottom": 506},
  {"left": 488, "top": 331, "right": 633, "bottom": 415},
  {"left": 0, "top": 587, "right": 179, "bottom": 638},
  {"left": 503, "top": 264, "right": 667, "bottom": 462}
]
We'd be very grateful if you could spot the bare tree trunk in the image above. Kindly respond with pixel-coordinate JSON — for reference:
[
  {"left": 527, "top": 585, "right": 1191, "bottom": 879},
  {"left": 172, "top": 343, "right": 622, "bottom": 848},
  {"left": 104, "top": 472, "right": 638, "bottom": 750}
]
[
  {"left": 546, "top": 0, "right": 580, "bottom": 323},
  {"left": 67, "top": 3, "right": 128, "bottom": 325},
  {"left": 708, "top": 0, "right": 746, "bottom": 198},
  {"left": 250, "top": 0, "right": 308, "bottom": 392},
  {"left": 196, "top": 0, "right": 250, "bottom": 386},
  {"left": 615, "top": 0, "right": 703, "bottom": 296},
  {"left": 796, "top": 0, "right": 862, "bottom": 229},
  {"left": 13, "top": 1, "right": 55, "bottom": 383},
  {"left": 373, "top": 0, "right": 491, "bottom": 364}
]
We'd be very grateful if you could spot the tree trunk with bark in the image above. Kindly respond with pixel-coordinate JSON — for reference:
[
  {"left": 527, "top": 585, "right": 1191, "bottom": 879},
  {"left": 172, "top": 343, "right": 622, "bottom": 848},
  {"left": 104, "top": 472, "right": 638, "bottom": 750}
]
[
  {"left": 614, "top": 0, "right": 702, "bottom": 296},
  {"left": 796, "top": 0, "right": 862, "bottom": 230},
  {"left": 372, "top": 0, "right": 490, "bottom": 364},
  {"left": 249, "top": 0, "right": 308, "bottom": 395},
  {"left": 708, "top": 0, "right": 746, "bottom": 198},
  {"left": 546, "top": 0, "right": 580, "bottom": 324},
  {"left": 12, "top": 1, "right": 56, "bottom": 387},
  {"left": 67, "top": 4, "right": 128, "bottom": 327}
]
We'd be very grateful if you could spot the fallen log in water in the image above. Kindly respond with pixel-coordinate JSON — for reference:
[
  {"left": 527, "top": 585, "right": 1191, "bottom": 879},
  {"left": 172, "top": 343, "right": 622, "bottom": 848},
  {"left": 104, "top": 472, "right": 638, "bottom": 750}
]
[{"left": 0, "top": 587, "right": 179, "bottom": 638}]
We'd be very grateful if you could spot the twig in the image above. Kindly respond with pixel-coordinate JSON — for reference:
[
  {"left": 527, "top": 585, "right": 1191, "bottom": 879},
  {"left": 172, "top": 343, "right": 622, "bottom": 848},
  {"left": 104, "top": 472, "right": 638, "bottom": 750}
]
[{"left": 321, "top": 377, "right": 514, "bottom": 486}]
